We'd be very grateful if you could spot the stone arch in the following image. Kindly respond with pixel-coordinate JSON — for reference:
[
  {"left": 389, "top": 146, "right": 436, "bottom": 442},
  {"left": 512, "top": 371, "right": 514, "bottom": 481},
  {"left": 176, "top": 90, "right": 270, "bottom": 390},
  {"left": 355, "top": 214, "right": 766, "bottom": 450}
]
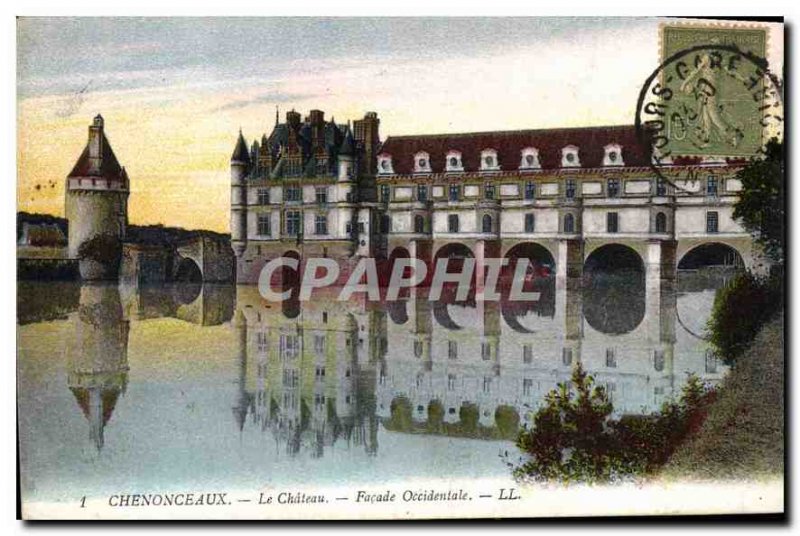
[
  {"left": 584, "top": 243, "right": 645, "bottom": 275},
  {"left": 174, "top": 257, "right": 202, "bottom": 283},
  {"left": 583, "top": 244, "right": 645, "bottom": 335},
  {"left": 433, "top": 242, "right": 474, "bottom": 266},
  {"left": 677, "top": 242, "right": 745, "bottom": 270},
  {"left": 504, "top": 242, "right": 556, "bottom": 275}
]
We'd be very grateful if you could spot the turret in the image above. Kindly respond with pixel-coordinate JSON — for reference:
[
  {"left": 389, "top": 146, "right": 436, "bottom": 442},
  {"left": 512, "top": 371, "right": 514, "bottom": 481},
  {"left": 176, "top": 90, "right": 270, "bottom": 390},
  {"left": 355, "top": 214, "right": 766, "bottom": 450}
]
[
  {"left": 65, "top": 115, "right": 130, "bottom": 278},
  {"left": 338, "top": 128, "right": 355, "bottom": 182},
  {"left": 230, "top": 130, "right": 250, "bottom": 258}
]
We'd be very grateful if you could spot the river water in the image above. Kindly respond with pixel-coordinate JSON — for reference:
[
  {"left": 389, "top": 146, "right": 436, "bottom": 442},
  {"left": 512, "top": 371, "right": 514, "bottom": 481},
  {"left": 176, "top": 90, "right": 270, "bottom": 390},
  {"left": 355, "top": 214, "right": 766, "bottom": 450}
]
[{"left": 17, "top": 272, "right": 731, "bottom": 505}]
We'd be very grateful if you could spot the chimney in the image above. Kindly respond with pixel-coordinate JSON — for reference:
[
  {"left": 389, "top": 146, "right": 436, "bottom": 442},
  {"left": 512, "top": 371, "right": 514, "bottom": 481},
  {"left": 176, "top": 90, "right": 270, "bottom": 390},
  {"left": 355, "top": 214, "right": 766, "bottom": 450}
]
[
  {"left": 286, "top": 109, "right": 301, "bottom": 128},
  {"left": 309, "top": 109, "right": 325, "bottom": 125},
  {"left": 88, "top": 114, "right": 104, "bottom": 172},
  {"left": 354, "top": 112, "right": 380, "bottom": 175}
]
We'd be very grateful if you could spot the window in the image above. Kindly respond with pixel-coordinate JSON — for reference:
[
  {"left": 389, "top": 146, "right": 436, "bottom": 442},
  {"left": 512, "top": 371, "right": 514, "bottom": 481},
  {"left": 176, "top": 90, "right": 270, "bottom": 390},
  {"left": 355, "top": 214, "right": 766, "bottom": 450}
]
[
  {"left": 378, "top": 156, "right": 393, "bottom": 173},
  {"left": 257, "top": 332, "right": 269, "bottom": 353},
  {"left": 524, "top": 181, "right": 536, "bottom": 200},
  {"left": 315, "top": 157, "right": 328, "bottom": 176},
  {"left": 482, "top": 214, "right": 493, "bottom": 233},
  {"left": 607, "top": 212, "right": 619, "bottom": 233},
  {"left": 707, "top": 175, "right": 718, "bottom": 196},
  {"left": 448, "top": 340, "right": 458, "bottom": 359},
  {"left": 380, "top": 184, "right": 390, "bottom": 202},
  {"left": 315, "top": 187, "right": 328, "bottom": 205},
  {"left": 417, "top": 184, "right": 428, "bottom": 202},
  {"left": 413, "top": 340, "right": 423, "bottom": 357},
  {"left": 481, "top": 149, "right": 499, "bottom": 170},
  {"left": 285, "top": 186, "right": 301, "bottom": 202},
  {"left": 654, "top": 349, "right": 665, "bottom": 372},
  {"left": 706, "top": 211, "right": 719, "bottom": 233},
  {"left": 705, "top": 349, "right": 718, "bottom": 373},
  {"left": 314, "top": 334, "right": 326, "bottom": 356},
  {"left": 449, "top": 184, "right": 460, "bottom": 201},
  {"left": 415, "top": 152, "right": 431, "bottom": 173},
  {"left": 414, "top": 215, "right": 425, "bottom": 234},
  {"left": 448, "top": 214, "right": 460, "bottom": 233},
  {"left": 380, "top": 214, "right": 391, "bottom": 234},
  {"left": 281, "top": 335, "right": 299, "bottom": 361},
  {"left": 607, "top": 179, "right": 620, "bottom": 198},
  {"left": 286, "top": 211, "right": 301, "bottom": 236},
  {"left": 257, "top": 214, "right": 271, "bottom": 236},
  {"left": 314, "top": 214, "right": 328, "bottom": 235},
  {"left": 523, "top": 344, "right": 533, "bottom": 364},
  {"left": 523, "top": 378, "right": 533, "bottom": 396},
  {"left": 524, "top": 213, "right": 535, "bottom": 233},
  {"left": 565, "top": 179, "right": 576, "bottom": 199},
  {"left": 563, "top": 213, "right": 575, "bottom": 233},
  {"left": 605, "top": 348, "right": 617, "bottom": 368},
  {"left": 656, "top": 178, "right": 667, "bottom": 196},
  {"left": 484, "top": 183, "right": 495, "bottom": 199},
  {"left": 448, "top": 374, "right": 456, "bottom": 390},
  {"left": 482, "top": 377, "right": 492, "bottom": 393},
  {"left": 446, "top": 151, "right": 463, "bottom": 171},
  {"left": 521, "top": 148, "right": 540, "bottom": 169},
  {"left": 257, "top": 188, "right": 270, "bottom": 205},
  {"left": 562, "top": 347, "right": 573, "bottom": 366},
  {"left": 655, "top": 212, "right": 667, "bottom": 233},
  {"left": 283, "top": 369, "right": 299, "bottom": 388},
  {"left": 481, "top": 342, "right": 491, "bottom": 360}
]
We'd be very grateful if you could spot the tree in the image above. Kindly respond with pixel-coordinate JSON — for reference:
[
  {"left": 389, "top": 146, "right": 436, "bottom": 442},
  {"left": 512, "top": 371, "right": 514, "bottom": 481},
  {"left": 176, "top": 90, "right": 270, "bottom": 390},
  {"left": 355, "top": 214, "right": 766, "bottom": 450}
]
[
  {"left": 514, "top": 362, "right": 617, "bottom": 483},
  {"left": 733, "top": 139, "right": 785, "bottom": 264}
]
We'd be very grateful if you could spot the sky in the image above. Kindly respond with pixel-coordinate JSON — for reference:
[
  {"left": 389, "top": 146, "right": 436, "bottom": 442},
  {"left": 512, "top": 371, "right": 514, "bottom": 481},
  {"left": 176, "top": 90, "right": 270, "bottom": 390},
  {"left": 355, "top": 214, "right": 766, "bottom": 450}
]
[{"left": 16, "top": 17, "right": 784, "bottom": 233}]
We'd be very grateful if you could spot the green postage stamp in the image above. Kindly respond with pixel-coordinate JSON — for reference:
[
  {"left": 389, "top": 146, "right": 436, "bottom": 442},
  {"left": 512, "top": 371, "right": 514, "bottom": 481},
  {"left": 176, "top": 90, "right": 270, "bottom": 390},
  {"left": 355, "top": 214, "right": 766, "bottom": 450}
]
[{"left": 658, "top": 25, "right": 772, "bottom": 157}]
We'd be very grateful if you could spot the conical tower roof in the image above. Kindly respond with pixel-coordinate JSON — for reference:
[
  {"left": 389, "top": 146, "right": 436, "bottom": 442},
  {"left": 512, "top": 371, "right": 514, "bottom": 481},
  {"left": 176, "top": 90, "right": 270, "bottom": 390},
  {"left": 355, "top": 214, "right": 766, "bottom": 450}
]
[{"left": 231, "top": 130, "right": 251, "bottom": 164}]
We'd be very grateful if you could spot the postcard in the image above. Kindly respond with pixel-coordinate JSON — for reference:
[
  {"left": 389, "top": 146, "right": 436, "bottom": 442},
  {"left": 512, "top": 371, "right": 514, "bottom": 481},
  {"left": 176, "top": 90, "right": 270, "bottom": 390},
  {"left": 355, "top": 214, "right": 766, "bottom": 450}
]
[{"left": 16, "top": 16, "right": 785, "bottom": 520}]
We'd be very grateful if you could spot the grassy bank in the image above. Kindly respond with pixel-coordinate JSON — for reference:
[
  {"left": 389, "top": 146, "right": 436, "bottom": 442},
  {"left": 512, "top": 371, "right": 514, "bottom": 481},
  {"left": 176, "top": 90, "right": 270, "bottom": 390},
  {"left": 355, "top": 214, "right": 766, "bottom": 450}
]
[{"left": 662, "top": 313, "right": 784, "bottom": 481}]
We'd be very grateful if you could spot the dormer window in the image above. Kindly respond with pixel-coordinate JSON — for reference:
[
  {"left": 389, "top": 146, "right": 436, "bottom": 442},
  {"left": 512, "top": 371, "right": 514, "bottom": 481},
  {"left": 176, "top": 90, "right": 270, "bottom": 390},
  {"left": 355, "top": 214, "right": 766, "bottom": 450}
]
[
  {"left": 446, "top": 151, "right": 464, "bottom": 172},
  {"left": 481, "top": 149, "right": 500, "bottom": 171},
  {"left": 414, "top": 151, "right": 431, "bottom": 173},
  {"left": 520, "top": 148, "right": 541, "bottom": 170},
  {"left": 378, "top": 154, "right": 394, "bottom": 174},
  {"left": 561, "top": 146, "right": 581, "bottom": 167},
  {"left": 603, "top": 144, "right": 624, "bottom": 167}
]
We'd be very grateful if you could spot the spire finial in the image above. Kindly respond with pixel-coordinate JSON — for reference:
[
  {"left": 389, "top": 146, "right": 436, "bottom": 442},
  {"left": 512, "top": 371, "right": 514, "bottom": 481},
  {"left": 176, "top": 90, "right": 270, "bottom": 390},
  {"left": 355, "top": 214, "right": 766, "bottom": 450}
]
[{"left": 275, "top": 105, "right": 279, "bottom": 126}]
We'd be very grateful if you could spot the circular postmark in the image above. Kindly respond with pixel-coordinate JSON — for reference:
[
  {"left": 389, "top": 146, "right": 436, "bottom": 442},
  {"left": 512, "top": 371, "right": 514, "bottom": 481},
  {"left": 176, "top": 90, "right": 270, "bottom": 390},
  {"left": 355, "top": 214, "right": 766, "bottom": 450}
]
[{"left": 635, "top": 44, "right": 783, "bottom": 188}]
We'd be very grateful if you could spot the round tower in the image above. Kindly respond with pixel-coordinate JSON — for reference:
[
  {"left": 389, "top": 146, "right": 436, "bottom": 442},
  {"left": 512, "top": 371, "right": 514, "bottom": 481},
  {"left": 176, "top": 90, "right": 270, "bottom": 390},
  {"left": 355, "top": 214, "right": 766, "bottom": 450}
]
[
  {"left": 65, "top": 115, "right": 130, "bottom": 275},
  {"left": 230, "top": 130, "right": 250, "bottom": 259}
]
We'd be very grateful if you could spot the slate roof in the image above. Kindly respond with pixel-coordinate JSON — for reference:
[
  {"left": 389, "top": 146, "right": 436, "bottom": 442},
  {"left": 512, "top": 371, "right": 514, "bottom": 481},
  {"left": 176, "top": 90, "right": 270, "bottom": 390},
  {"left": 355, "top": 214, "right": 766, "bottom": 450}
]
[
  {"left": 379, "top": 125, "right": 651, "bottom": 174},
  {"left": 231, "top": 130, "right": 251, "bottom": 164},
  {"left": 67, "top": 130, "right": 127, "bottom": 179}
]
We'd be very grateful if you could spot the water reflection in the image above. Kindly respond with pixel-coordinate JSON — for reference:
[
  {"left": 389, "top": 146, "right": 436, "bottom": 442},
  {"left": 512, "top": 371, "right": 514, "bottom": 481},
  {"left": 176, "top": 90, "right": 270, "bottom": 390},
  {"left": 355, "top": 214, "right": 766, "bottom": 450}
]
[{"left": 18, "top": 270, "right": 729, "bottom": 476}]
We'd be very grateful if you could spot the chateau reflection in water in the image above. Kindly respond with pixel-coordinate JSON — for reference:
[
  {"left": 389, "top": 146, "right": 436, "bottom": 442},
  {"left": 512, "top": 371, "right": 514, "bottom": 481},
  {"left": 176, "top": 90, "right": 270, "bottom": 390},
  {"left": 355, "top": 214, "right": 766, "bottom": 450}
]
[{"left": 31, "top": 272, "right": 726, "bottom": 456}]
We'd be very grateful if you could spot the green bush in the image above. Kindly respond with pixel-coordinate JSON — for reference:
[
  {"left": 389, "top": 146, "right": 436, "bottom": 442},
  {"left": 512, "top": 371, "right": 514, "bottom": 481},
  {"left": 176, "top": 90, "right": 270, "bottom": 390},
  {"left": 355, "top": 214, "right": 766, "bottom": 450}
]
[
  {"left": 77, "top": 233, "right": 121, "bottom": 264},
  {"left": 707, "top": 271, "right": 782, "bottom": 364},
  {"left": 513, "top": 363, "right": 715, "bottom": 484}
]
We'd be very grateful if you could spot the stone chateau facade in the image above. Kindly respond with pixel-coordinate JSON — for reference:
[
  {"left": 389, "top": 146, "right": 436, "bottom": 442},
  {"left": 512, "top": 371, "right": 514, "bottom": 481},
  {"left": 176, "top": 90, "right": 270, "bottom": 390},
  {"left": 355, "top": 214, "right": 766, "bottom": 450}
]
[{"left": 231, "top": 108, "right": 759, "bottom": 286}]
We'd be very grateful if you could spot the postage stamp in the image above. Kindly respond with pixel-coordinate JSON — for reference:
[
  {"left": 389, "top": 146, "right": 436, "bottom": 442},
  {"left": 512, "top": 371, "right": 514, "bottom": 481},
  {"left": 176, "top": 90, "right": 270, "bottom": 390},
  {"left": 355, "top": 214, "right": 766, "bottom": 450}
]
[
  {"left": 15, "top": 16, "right": 785, "bottom": 521},
  {"left": 653, "top": 25, "right": 775, "bottom": 158}
]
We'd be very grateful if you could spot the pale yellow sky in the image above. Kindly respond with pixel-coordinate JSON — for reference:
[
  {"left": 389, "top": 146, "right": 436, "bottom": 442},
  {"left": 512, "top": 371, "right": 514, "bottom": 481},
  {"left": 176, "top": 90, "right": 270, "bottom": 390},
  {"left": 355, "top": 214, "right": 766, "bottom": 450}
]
[{"left": 17, "top": 17, "right": 784, "bottom": 233}]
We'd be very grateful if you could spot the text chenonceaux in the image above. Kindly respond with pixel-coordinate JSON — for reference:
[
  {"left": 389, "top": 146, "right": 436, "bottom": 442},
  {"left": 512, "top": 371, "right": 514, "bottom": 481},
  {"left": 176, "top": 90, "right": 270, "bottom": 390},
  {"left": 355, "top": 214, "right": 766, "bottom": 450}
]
[
  {"left": 106, "top": 489, "right": 478, "bottom": 508},
  {"left": 257, "top": 256, "right": 543, "bottom": 302}
]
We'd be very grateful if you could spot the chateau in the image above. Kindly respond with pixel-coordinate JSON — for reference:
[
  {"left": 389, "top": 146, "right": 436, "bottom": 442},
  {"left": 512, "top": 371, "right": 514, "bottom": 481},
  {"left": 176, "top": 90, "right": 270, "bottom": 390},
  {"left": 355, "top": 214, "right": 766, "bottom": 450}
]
[{"left": 231, "top": 108, "right": 759, "bottom": 287}]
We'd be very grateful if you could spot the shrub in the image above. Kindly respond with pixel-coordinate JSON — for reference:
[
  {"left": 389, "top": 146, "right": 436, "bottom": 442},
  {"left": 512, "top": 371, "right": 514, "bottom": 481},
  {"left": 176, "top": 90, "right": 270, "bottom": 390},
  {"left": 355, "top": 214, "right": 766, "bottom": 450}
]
[
  {"left": 77, "top": 233, "right": 121, "bottom": 264},
  {"left": 707, "top": 271, "right": 782, "bottom": 364},
  {"left": 513, "top": 363, "right": 716, "bottom": 484}
]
